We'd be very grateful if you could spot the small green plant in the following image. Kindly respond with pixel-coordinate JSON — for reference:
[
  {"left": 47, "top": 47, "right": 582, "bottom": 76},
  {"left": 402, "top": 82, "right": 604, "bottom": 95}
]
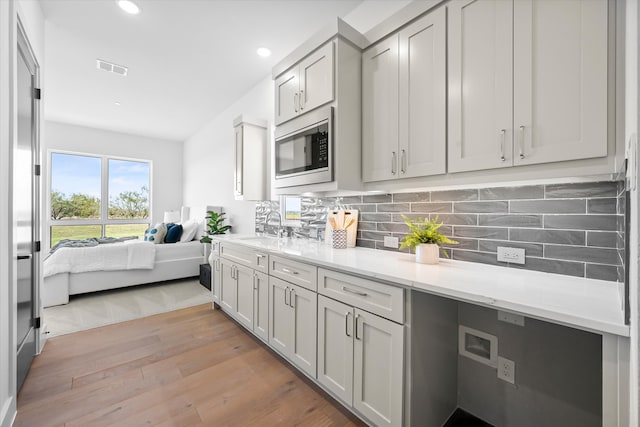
[
  {"left": 400, "top": 214, "right": 458, "bottom": 255},
  {"left": 200, "top": 211, "right": 231, "bottom": 243}
]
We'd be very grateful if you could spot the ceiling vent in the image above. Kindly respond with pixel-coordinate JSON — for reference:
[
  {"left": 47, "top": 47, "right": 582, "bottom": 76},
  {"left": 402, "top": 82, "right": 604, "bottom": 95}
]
[{"left": 96, "top": 59, "right": 128, "bottom": 76}]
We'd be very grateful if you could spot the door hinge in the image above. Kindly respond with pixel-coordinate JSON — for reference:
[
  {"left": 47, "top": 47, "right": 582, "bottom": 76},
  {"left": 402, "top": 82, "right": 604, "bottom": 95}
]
[
  {"left": 34, "top": 241, "right": 41, "bottom": 252},
  {"left": 34, "top": 317, "right": 41, "bottom": 329},
  {"left": 34, "top": 164, "right": 41, "bottom": 176},
  {"left": 33, "top": 88, "right": 41, "bottom": 100}
]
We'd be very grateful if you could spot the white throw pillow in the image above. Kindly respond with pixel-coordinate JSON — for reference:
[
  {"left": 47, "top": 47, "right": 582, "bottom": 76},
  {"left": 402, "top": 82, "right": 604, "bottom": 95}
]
[
  {"left": 180, "top": 220, "right": 199, "bottom": 242},
  {"left": 147, "top": 223, "right": 167, "bottom": 244}
]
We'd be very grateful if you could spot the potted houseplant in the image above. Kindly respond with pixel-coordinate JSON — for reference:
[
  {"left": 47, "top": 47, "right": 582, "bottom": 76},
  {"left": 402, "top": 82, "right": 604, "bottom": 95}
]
[
  {"left": 400, "top": 215, "right": 457, "bottom": 264},
  {"left": 200, "top": 211, "right": 231, "bottom": 243}
]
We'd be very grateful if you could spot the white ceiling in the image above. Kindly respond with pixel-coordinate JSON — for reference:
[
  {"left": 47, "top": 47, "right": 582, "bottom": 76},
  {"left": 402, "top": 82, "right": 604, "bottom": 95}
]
[{"left": 40, "top": 0, "right": 368, "bottom": 142}]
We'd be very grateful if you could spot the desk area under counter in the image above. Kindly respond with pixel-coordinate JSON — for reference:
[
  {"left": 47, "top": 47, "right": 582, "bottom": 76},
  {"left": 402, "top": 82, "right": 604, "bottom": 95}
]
[{"left": 210, "top": 235, "right": 629, "bottom": 427}]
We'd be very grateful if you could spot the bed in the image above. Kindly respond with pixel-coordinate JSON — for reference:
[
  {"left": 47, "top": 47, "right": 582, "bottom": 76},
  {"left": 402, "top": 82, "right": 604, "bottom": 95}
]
[{"left": 42, "top": 206, "right": 215, "bottom": 308}]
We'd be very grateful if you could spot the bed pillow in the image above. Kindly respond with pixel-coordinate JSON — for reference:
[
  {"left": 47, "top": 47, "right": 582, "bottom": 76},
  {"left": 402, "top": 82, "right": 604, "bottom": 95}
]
[
  {"left": 180, "top": 219, "right": 199, "bottom": 242},
  {"left": 146, "top": 223, "right": 167, "bottom": 244},
  {"left": 164, "top": 223, "right": 183, "bottom": 243}
]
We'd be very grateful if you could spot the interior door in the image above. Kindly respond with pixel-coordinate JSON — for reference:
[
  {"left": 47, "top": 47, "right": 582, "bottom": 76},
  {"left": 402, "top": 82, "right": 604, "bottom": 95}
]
[{"left": 16, "top": 26, "right": 39, "bottom": 392}]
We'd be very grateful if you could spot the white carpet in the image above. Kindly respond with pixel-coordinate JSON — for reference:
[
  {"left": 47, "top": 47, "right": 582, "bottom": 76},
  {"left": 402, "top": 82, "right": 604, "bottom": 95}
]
[{"left": 42, "top": 278, "right": 212, "bottom": 337}]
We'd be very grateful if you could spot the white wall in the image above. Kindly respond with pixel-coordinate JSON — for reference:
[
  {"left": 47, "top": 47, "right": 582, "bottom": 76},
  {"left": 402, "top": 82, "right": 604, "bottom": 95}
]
[
  {"left": 43, "top": 121, "right": 184, "bottom": 247},
  {"left": 181, "top": 1, "right": 411, "bottom": 234}
]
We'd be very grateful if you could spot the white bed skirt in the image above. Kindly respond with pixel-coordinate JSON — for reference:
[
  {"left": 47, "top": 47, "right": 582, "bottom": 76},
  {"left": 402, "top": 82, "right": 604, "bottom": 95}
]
[{"left": 42, "top": 255, "right": 202, "bottom": 307}]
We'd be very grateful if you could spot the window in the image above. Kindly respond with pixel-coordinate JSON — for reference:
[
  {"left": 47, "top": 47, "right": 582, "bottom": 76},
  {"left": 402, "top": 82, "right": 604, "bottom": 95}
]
[
  {"left": 280, "top": 196, "right": 302, "bottom": 227},
  {"left": 49, "top": 152, "right": 151, "bottom": 246}
]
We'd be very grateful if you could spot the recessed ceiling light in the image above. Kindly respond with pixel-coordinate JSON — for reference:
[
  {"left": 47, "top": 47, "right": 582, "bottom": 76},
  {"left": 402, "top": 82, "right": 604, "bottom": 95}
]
[
  {"left": 256, "top": 47, "right": 271, "bottom": 58},
  {"left": 114, "top": 102, "right": 121, "bottom": 106},
  {"left": 117, "top": 0, "right": 140, "bottom": 15}
]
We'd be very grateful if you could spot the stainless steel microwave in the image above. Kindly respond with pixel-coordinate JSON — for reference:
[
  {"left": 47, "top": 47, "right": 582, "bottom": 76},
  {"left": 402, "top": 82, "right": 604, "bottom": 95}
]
[{"left": 274, "top": 107, "right": 333, "bottom": 188}]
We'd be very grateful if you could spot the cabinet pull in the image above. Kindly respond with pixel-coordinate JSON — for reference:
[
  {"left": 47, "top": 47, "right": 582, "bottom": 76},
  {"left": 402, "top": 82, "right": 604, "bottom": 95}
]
[
  {"left": 400, "top": 149, "right": 406, "bottom": 174},
  {"left": 519, "top": 125, "right": 525, "bottom": 159},
  {"left": 284, "top": 286, "right": 290, "bottom": 306},
  {"left": 391, "top": 151, "right": 397, "bottom": 175},
  {"left": 299, "top": 89, "right": 305, "bottom": 110},
  {"left": 253, "top": 274, "right": 257, "bottom": 291},
  {"left": 342, "top": 286, "right": 368, "bottom": 297},
  {"left": 345, "top": 311, "right": 352, "bottom": 337},
  {"left": 500, "top": 129, "right": 506, "bottom": 161},
  {"left": 230, "top": 265, "right": 235, "bottom": 279},
  {"left": 289, "top": 288, "right": 296, "bottom": 308},
  {"left": 354, "top": 313, "right": 361, "bottom": 340},
  {"left": 294, "top": 93, "right": 298, "bottom": 112},
  {"left": 256, "top": 253, "right": 266, "bottom": 259},
  {"left": 281, "top": 267, "right": 298, "bottom": 275}
]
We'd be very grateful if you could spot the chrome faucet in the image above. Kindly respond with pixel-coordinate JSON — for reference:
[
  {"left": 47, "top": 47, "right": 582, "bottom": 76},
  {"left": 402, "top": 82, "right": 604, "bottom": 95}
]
[{"left": 265, "top": 210, "right": 287, "bottom": 238}]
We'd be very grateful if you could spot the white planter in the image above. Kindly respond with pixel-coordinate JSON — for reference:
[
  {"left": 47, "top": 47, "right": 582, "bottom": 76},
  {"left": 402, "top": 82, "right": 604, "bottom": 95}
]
[{"left": 415, "top": 243, "right": 439, "bottom": 264}]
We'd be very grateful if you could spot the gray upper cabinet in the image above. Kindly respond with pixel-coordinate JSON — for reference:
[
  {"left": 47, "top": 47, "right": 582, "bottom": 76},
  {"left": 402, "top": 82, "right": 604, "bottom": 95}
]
[
  {"left": 363, "top": 6, "right": 446, "bottom": 183},
  {"left": 448, "top": 0, "right": 608, "bottom": 173},
  {"left": 233, "top": 116, "right": 267, "bottom": 201},
  {"left": 275, "top": 42, "right": 334, "bottom": 125}
]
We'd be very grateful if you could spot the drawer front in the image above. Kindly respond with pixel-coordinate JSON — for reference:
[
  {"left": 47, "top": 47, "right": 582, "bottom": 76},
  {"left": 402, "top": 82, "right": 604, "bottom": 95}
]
[
  {"left": 210, "top": 240, "right": 221, "bottom": 256},
  {"left": 254, "top": 251, "right": 269, "bottom": 273},
  {"left": 220, "top": 242, "right": 255, "bottom": 268},
  {"left": 318, "top": 268, "right": 403, "bottom": 323},
  {"left": 270, "top": 255, "right": 317, "bottom": 292}
]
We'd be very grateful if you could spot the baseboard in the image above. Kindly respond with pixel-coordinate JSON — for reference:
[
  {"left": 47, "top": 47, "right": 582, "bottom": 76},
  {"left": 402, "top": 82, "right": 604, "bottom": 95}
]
[{"left": 0, "top": 396, "right": 16, "bottom": 427}]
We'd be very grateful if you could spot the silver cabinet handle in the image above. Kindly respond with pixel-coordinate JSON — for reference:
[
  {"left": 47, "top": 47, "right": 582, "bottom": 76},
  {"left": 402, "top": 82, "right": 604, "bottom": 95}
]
[
  {"left": 400, "top": 149, "right": 406, "bottom": 174},
  {"left": 342, "top": 286, "right": 368, "bottom": 297},
  {"left": 354, "top": 313, "right": 361, "bottom": 340},
  {"left": 281, "top": 267, "right": 298, "bottom": 275},
  {"left": 256, "top": 253, "right": 266, "bottom": 259},
  {"left": 345, "top": 311, "right": 352, "bottom": 337},
  {"left": 253, "top": 274, "right": 257, "bottom": 291},
  {"left": 519, "top": 125, "right": 525, "bottom": 159},
  {"left": 284, "top": 286, "right": 290, "bottom": 306},
  {"left": 230, "top": 265, "right": 235, "bottom": 280},
  {"left": 500, "top": 129, "right": 506, "bottom": 161},
  {"left": 299, "top": 89, "right": 304, "bottom": 110},
  {"left": 391, "top": 151, "right": 397, "bottom": 175},
  {"left": 289, "top": 288, "right": 295, "bottom": 308},
  {"left": 294, "top": 93, "right": 298, "bottom": 112},
  {"left": 17, "top": 254, "right": 32, "bottom": 260}
]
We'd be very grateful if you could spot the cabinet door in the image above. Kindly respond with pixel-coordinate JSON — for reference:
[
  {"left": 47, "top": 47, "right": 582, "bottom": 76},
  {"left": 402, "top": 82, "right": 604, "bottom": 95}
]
[
  {"left": 233, "top": 125, "right": 243, "bottom": 197},
  {"left": 448, "top": 0, "right": 513, "bottom": 173},
  {"left": 289, "top": 284, "right": 317, "bottom": 378},
  {"left": 274, "top": 68, "right": 299, "bottom": 125},
  {"left": 253, "top": 271, "right": 269, "bottom": 342},
  {"left": 268, "top": 276, "right": 293, "bottom": 356},
  {"left": 317, "top": 295, "right": 354, "bottom": 405},
  {"left": 362, "top": 34, "right": 400, "bottom": 182},
  {"left": 513, "top": 0, "right": 608, "bottom": 165},
  {"left": 299, "top": 42, "right": 334, "bottom": 114},
  {"left": 219, "top": 259, "right": 237, "bottom": 313},
  {"left": 234, "top": 263, "right": 254, "bottom": 330},
  {"left": 398, "top": 7, "right": 446, "bottom": 178},
  {"left": 353, "top": 309, "right": 404, "bottom": 427},
  {"left": 211, "top": 255, "right": 221, "bottom": 306}
]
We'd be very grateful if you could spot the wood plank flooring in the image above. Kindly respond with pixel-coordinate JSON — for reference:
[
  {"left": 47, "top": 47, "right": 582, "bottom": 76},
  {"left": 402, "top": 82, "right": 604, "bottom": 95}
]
[{"left": 15, "top": 304, "right": 365, "bottom": 427}]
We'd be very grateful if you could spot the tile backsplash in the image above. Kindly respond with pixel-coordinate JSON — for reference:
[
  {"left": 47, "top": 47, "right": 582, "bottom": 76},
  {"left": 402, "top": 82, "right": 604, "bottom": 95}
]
[{"left": 255, "top": 181, "right": 625, "bottom": 283}]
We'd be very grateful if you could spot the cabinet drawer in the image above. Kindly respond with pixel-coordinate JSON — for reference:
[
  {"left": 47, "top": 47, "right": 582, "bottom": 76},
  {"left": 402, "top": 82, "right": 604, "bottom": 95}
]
[
  {"left": 318, "top": 268, "right": 404, "bottom": 323},
  {"left": 210, "top": 240, "right": 221, "bottom": 256},
  {"left": 220, "top": 242, "right": 255, "bottom": 268},
  {"left": 254, "top": 251, "right": 269, "bottom": 273},
  {"left": 270, "top": 255, "right": 317, "bottom": 292}
]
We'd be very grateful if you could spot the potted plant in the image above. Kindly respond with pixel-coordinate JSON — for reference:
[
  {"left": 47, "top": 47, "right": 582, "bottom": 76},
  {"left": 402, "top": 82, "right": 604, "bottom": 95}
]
[
  {"left": 200, "top": 211, "right": 231, "bottom": 243},
  {"left": 399, "top": 214, "right": 457, "bottom": 264}
]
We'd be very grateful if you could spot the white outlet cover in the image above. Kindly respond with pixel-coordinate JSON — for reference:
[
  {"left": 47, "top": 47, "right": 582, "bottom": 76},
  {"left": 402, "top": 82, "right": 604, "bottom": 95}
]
[
  {"left": 497, "top": 246, "right": 526, "bottom": 265},
  {"left": 497, "top": 356, "right": 516, "bottom": 384},
  {"left": 498, "top": 311, "right": 525, "bottom": 327},
  {"left": 384, "top": 236, "right": 399, "bottom": 248}
]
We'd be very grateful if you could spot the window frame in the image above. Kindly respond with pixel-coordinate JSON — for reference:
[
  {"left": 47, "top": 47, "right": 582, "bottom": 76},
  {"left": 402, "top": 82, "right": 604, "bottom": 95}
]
[{"left": 47, "top": 149, "right": 153, "bottom": 245}]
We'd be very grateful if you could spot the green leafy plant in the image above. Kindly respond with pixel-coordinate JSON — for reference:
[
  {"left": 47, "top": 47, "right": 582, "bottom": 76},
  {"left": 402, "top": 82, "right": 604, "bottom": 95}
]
[
  {"left": 200, "top": 211, "right": 231, "bottom": 243},
  {"left": 400, "top": 214, "right": 458, "bottom": 255}
]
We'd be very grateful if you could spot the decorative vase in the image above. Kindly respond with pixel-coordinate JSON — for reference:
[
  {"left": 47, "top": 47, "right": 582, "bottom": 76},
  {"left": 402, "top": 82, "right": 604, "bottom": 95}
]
[{"left": 415, "top": 243, "right": 439, "bottom": 264}]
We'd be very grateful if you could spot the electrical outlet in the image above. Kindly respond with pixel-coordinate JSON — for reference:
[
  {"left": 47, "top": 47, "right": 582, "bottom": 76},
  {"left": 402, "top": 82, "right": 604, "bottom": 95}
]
[
  {"left": 497, "top": 247, "right": 525, "bottom": 265},
  {"left": 498, "top": 311, "right": 525, "bottom": 327},
  {"left": 497, "top": 356, "right": 516, "bottom": 384},
  {"left": 384, "top": 236, "right": 399, "bottom": 248}
]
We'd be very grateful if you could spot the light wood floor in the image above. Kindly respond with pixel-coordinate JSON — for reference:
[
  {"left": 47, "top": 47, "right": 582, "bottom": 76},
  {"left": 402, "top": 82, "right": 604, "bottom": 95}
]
[{"left": 15, "top": 304, "right": 365, "bottom": 427}]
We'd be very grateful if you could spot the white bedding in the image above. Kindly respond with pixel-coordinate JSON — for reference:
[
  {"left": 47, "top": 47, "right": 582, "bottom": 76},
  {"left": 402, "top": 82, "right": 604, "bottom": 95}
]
[
  {"left": 154, "top": 240, "right": 203, "bottom": 262},
  {"left": 43, "top": 240, "right": 156, "bottom": 277}
]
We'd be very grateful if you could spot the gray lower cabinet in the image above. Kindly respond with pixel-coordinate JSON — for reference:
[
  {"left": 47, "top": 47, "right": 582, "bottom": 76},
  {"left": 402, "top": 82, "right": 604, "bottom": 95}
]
[
  {"left": 268, "top": 276, "right": 317, "bottom": 378},
  {"left": 219, "top": 258, "right": 256, "bottom": 331},
  {"left": 220, "top": 258, "right": 237, "bottom": 313},
  {"left": 211, "top": 255, "right": 221, "bottom": 305},
  {"left": 253, "top": 271, "right": 269, "bottom": 342}
]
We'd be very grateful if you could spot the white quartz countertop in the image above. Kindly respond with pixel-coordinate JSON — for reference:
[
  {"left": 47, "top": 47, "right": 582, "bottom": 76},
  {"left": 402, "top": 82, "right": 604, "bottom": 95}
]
[{"left": 213, "top": 235, "right": 629, "bottom": 337}]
